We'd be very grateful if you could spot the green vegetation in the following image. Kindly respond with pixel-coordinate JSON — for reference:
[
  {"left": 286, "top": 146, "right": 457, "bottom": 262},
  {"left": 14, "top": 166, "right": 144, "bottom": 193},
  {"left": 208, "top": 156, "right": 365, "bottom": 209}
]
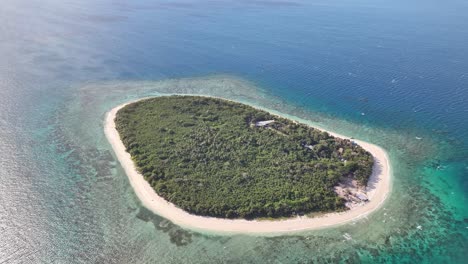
[{"left": 115, "top": 96, "right": 373, "bottom": 219}]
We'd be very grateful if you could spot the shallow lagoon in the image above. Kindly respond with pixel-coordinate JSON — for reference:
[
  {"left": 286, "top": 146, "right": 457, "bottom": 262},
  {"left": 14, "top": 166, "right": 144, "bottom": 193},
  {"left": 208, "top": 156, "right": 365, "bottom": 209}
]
[{"left": 50, "top": 76, "right": 462, "bottom": 262}]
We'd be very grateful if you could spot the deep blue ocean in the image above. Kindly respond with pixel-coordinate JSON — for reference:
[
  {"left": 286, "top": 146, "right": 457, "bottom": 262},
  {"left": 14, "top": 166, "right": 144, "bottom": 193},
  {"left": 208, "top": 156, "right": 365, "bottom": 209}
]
[{"left": 1, "top": 0, "right": 467, "bottom": 263}]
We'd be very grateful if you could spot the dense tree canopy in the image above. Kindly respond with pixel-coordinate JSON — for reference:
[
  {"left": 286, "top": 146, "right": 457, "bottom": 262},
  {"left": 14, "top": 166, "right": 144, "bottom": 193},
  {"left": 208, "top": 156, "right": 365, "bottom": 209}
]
[{"left": 115, "top": 96, "right": 373, "bottom": 219}]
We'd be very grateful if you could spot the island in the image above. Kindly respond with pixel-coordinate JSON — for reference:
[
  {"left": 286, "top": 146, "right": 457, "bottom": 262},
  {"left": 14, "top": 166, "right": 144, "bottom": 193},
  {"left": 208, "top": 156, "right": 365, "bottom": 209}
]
[{"left": 104, "top": 96, "right": 391, "bottom": 233}]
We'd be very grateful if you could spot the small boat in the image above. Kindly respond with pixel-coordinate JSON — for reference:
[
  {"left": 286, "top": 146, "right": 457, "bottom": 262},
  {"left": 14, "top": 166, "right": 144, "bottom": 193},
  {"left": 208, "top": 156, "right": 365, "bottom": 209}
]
[{"left": 343, "top": 233, "right": 352, "bottom": 240}]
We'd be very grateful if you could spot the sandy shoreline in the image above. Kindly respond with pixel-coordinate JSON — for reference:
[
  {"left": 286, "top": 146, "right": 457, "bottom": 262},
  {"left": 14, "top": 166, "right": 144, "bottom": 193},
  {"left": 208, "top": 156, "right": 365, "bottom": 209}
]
[{"left": 104, "top": 97, "right": 391, "bottom": 235}]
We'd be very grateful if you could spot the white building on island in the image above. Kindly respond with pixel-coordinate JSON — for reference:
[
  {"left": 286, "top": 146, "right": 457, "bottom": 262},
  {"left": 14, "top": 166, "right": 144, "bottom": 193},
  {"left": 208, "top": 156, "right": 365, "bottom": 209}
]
[{"left": 255, "top": 120, "right": 275, "bottom": 127}]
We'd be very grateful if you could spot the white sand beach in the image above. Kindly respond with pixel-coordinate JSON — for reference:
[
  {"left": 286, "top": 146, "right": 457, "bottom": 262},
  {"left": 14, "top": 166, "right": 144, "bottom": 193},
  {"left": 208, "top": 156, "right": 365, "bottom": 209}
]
[{"left": 104, "top": 98, "right": 391, "bottom": 234}]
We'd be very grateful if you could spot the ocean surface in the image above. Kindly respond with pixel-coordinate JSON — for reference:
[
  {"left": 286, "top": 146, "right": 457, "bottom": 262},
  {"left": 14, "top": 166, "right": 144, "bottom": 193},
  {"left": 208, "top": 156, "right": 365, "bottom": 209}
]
[{"left": 1, "top": 0, "right": 467, "bottom": 263}]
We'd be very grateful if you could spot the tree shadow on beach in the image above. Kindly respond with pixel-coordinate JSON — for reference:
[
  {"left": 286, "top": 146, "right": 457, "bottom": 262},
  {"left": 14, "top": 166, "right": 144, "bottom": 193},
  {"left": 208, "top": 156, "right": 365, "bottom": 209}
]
[{"left": 366, "top": 157, "right": 385, "bottom": 194}]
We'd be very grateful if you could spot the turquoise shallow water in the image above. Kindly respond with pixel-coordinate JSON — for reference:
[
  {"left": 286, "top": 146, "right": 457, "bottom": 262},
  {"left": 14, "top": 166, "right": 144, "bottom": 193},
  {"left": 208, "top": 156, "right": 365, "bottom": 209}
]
[{"left": 1, "top": 0, "right": 467, "bottom": 263}]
